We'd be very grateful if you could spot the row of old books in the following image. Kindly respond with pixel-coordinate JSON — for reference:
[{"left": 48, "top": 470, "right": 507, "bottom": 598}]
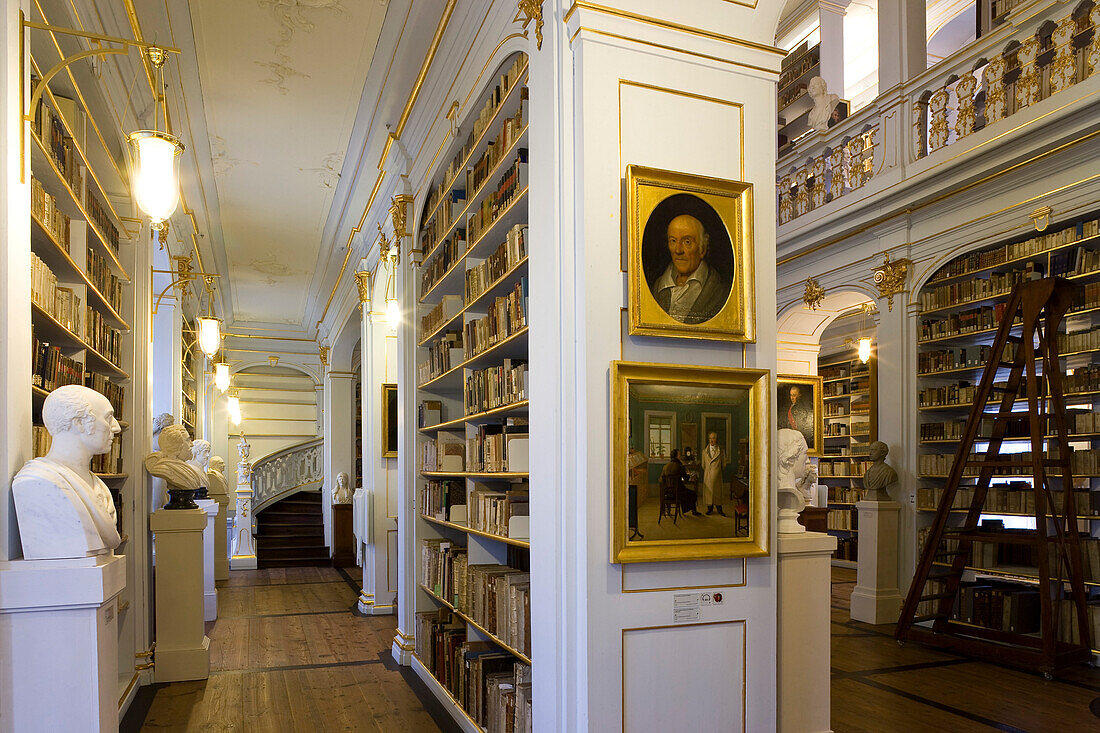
[
  {"left": 418, "top": 399, "right": 444, "bottom": 428},
  {"left": 32, "top": 93, "right": 84, "bottom": 195},
  {"left": 464, "top": 359, "right": 528, "bottom": 415},
  {"left": 919, "top": 269, "right": 1028, "bottom": 313},
  {"left": 85, "top": 306, "right": 123, "bottom": 366},
  {"left": 826, "top": 510, "right": 855, "bottom": 530},
  {"left": 414, "top": 608, "right": 532, "bottom": 732},
  {"left": 835, "top": 536, "right": 858, "bottom": 560},
  {"left": 919, "top": 382, "right": 980, "bottom": 408},
  {"left": 824, "top": 402, "right": 848, "bottom": 417},
  {"left": 31, "top": 425, "right": 119, "bottom": 472},
  {"left": 917, "top": 484, "right": 1097, "bottom": 515},
  {"left": 86, "top": 245, "right": 124, "bottom": 312},
  {"left": 418, "top": 331, "right": 463, "bottom": 386},
  {"left": 919, "top": 303, "right": 1013, "bottom": 342},
  {"left": 1055, "top": 599, "right": 1100, "bottom": 648},
  {"left": 84, "top": 189, "right": 120, "bottom": 254},
  {"left": 1061, "top": 325, "right": 1100, "bottom": 354},
  {"left": 467, "top": 91, "right": 527, "bottom": 199},
  {"left": 465, "top": 224, "right": 528, "bottom": 305},
  {"left": 922, "top": 411, "right": 1100, "bottom": 441},
  {"left": 422, "top": 189, "right": 467, "bottom": 259},
  {"left": 929, "top": 218, "right": 1100, "bottom": 284},
  {"left": 918, "top": 342, "right": 1017, "bottom": 374},
  {"left": 467, "top": 420, "right": 530, "bottom": 474},
  {"left": 819, "top": 363, "right": 851, "bottom": 380},
  {"left": 420, "top": 434, "right": 466, "bottom": 473},
  {"left": 85, "top": 371, "right": 124, "bottom": 415},
  {"left": 32, "top": 332, "right": 82, "bottom": 392},
  {"left": 824, "top": 422, "right": 850, "bottom": 437},
  {"left": 471, "top": 54, "right": 527, "bottom": 144},
  {"left": 464, "top": 280, "right": 528, "bottom": 358},
  {"left": 421, "top": 296, "right": 462, "bottom": 341},
  {"left": 468, "top": 486, "right": 529, "bottom": 537},
  {"left": 421, "top": 231, "right": 468, "bottom": 295},
  {"left": 421, "top": 479, "right": 465, "bottom": 520},
  {"left": 468, "top": 151, "right": 528, "bottom": 245},
  {"left": 31, "top": 176, "right": 71, "bottom": 249},
  {"left": 31, "top": 252, "right": 83, "bottom": 336},
  {"left": 827, "top": 487, "right": 864, "bottom": 503},
  {"left": 818, "top": 461, "right": 870, "bottom": 477},
  {"left": 1070, "top": 280, "right": 1100, "bottom": 313},
  {"left": 1050, "top": 245, "right": 1100, "bottom": 278}
]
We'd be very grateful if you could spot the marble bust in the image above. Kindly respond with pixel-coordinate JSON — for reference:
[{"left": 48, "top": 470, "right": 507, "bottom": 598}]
[
  {"left": 777, "top": 428, "right": 817, "bottom": 534},
  {"left": 333, "top": 472, "right": 351, "bottom": 504},
  {"left": 145, "top": 425, "right": 205, "bottom": 509},
  {"left": 150, "top": 412, "right": 176, "bottom": 510},
  {"left": 189, "top": 439, "right": 212, "bottom": 499},
  {"left": 863, "top": 440, "right": 898, "bottom": 502},
  {"left": 12, "top": 385, "right": 123, "bottom": 559},
  {"left": 807, "top": 76, "right": 840, "bottom": 132},
  {"left": 207, "top": 456, "right": 229, "bottom": 498}
]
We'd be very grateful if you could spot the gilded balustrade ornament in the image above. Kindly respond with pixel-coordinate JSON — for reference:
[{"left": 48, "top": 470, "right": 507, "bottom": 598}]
[
  {"left": 928, "top": 88, "right": 950, "bottom": 151},
  {"left": 1016, "top": 36, "right": 1041, "bottom": 109},
  {"left": 984, "top": 53, "right": 1008, "bottom": 123},
  {"left": 354, "top": 270, "right": 371, "bottom": 308},
  {"left": 860, "top": 128, "right": 877, "bottom": 182},
  {"left": 1090, "top": 6, "right": 1100, "bottom": 76},
  {"left": 794, "top": 166, "right": 810, "bottom": 217},
  {"left": 1050, "top": 16, "right": 1078, "bottom": 93},
  {"left": 911, "top": 97, "right": 928, "bottom": 160},
  {"left": 803, "top": 277, "right": 825, "bottom": 310},
  {"left": 827, "top": 146, "right": 845, "bottom": 200},
  {"left": 954, "top": 73, "right": 977, "bottom": 139},
  {"left": 872, "top": 252, "right": 911, "bottom": 312},
  {"left": 810, "top": 155, "right": 827, "bottom": 210},
  {"left": 845, "top": 136, "right": 864, "bottom": 190},
  {"left": 515, "top": 0, "right": 544, "bottom": 50},
  {"left": 778, "top": 174, "right": 793, "bottom": 224}
]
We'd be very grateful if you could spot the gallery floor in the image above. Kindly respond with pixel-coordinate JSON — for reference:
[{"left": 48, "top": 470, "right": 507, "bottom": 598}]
[{"left": 829, "top": 568, "right": 1100, "bottom": 732}]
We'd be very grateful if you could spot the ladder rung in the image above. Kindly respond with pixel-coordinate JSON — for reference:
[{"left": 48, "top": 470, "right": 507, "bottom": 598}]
[
  {"left": 983, "top": 412, "right": 1034, "bottom": 419},
  {"left": 1005, "top": 335, "right": 1024, "bottom": 344},
  {"left": 919, "top": 593, "right": 956, "bottom": 602},
  {"left": 912, "top": 614, "right": 949, "bottom": 624},
  {"left": 963, "top": 459, "right": 1069, "bottom": 468},
  {"left": 934, "top": 549, "right": 970, "bottom": 556},
  {"left": 951, "top": 531, "right": 1040, "bottom": 545}
]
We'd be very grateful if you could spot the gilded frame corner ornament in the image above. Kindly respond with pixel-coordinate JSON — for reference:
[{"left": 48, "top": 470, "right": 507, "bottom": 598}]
[
  {"left": 515, "top": 0, "right": 544, "bottom": 50},
  {"left": 872, "top": 252, "right": 911, "bottom": 312},
  {"left": 626, "top": 165, "right": 756, "bottom": 343},
  {"left": 803, "top": 277, "right": 825, "bottom": 310},
  {"left": 610, "top": 361, "right": 770, "bottom": 564}
]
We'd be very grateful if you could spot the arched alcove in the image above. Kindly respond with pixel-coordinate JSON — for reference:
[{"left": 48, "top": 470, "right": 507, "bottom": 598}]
[{"left": 777, "top": 288, "right": 878, "bottom": 375}]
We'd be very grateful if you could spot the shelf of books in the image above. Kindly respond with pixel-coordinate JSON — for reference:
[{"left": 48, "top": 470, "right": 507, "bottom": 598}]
[
  {"left": 916, "top": 214, "right": 1100, "bottom": 653},
  {"left": 817, "top": 349, "right": 878, "bottom": 566},
  {"left": 182, "top": 324, "right": 197, "bottom": 434},
  {"left": 28, "top": 79, "right": 148, "bottom": 701},
  {"left": 413, "top": 51, "right": 533, "bottom": 732}
]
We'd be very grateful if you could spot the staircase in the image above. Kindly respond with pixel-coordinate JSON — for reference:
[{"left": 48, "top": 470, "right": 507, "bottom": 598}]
[{"left": 256, "top": 490, "right": 329, "bottom": 568}]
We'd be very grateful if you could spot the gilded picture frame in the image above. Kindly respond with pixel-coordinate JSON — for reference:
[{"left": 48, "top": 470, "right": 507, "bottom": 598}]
[
  {"left": 776, "top": 374, "right": 824, "bottom": 458},
  {"left": 611, "top": 361, "right": 770, "bottom": 563},
  {"left": 627, "top": 165, "right": 755, "bottom": 342},
  {"left": 381, "top": 383, "right": 398, "bottom": 458}
]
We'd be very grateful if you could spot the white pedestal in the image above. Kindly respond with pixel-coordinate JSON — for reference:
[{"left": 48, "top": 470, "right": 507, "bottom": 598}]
[
  {"left": 231, "top": 481, "right": 258, "bottom": 570},
  {"left": 850, "top": 500, "right": 904, "bottom": 625},
  {"left": 212, "top": 492, "right": 231, "bottom": 582},
  {"left": 0, "top": 554, "right": 126, "bottom": 732},
  {"left": 778, "top": 531, "right": 836, "bottom": 733},
  {"left": 196, "top": 499, "right": 219, "bottom": 621},
  {"left": 150, "top": 508, "right": 210, "bottom": 682}
]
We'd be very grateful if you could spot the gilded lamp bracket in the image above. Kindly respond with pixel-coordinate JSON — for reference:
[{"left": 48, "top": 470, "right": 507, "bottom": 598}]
[{"left": 150, "top": 257, "right": 220, "bottom": 315}]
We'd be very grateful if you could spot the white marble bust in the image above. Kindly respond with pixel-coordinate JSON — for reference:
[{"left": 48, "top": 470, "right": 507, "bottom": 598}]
[
  {"left": 145, "top": 424, "right": 206, "bottom": 501},
  {"left": 777, "top": 428, "right": 817, "bottom": 534},
  {"left": 807, "top": 76, "right": 840, "bottom": 132},
  {"left": 207, "top": 456, "right": 229, "bottom": 498},
  {"left": 12, "top": 385, "right": 123, "bottom": 559},
  {"left": 333, "top": 472, "right": 351, "bottom": 505}
]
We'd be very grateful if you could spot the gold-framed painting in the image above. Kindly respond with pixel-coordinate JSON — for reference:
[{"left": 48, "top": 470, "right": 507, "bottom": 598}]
[
  {"left": 611, "top": 361, "right": 770, "bottom": 563},
  {"left": 381, "top": 383, "right": 398, "bottom": 458},
  {"left": 627, "top": 165, "right": 755, "bottom": 342},
  {"left": 776, "top": 374, "right": 824, "bottom": 457}
]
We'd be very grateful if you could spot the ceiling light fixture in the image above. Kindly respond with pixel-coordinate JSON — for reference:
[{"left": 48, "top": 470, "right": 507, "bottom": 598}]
[
  {"left": 227, "top": 394, "right": 241, "bottom": 426},
  {"left": 128, "top": 47, "right": 184, "bottom": 230},
  {"left": 214, "top": 361, "right": 231, "bottom": 392},
  {"left": 197, "top": 316, "right": 222, "bottom": 358}
]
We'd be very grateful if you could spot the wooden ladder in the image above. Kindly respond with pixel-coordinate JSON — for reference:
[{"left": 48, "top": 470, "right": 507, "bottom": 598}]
[{"left": 896, "top": 277, "right": 1093, "bottom": 676}]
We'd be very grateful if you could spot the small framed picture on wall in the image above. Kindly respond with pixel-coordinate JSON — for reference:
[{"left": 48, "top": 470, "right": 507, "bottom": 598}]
[
  {"left": 381, "top": 383, "right": 398, "bottom": 458},
  {"left": 776, "top": 374, "right": 824, "bottom": 457}
]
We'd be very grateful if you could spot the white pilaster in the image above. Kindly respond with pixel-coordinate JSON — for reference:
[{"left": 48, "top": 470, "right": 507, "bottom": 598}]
[
  {"left": 365, "top": 310, "right": 397, "bottom": 616},
  {"left": 817, "top": 0, "right": 850, "bottom": 97},
  {"left": 877, "top": 0, "right": 926, "bottom": 93}
]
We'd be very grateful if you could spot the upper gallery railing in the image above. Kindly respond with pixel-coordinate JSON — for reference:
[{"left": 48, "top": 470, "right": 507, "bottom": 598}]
[
  {"left": 251, "top": 437, "right": 324, "bottom": 513},
  {"left": 777, "top": 0, "right": 1100, "bottom": 226}
]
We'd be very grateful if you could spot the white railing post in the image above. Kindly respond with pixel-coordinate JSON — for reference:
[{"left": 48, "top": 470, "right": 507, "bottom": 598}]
[{"left": 230, "top": 434, "right": 257, "bottom": 570}]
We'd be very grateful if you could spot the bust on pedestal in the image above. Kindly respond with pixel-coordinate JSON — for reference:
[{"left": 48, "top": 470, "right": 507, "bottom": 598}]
[
  {"left": 189, "top": 439, "right": 212, "bottom": 500},
  {"left": 1, "top": 385, "right": 127, "bottom": 732},
  {"left": 850, "top": 441, "right": 904, "bottom": 625},
  {"left": 150, "top": 412, "right": 175, "bottom": 511},
  {"left": 777, "top": 428, "right": 817, "bottom": 535},
  {"left": 332, "top": 472, "right": 355, "bottom": 568},
  {"left": 145, "top": 424, "right": 205, "bottom": 509}
]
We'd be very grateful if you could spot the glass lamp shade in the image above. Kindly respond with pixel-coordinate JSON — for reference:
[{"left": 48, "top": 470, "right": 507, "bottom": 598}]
[
  {"left": 386, "top": 298, "right": 400, "bottom": 331},
  {"left": 214, "top": 362, "right": 231, "bottom": 392},
  {"left": 858, "top": 337, "right": 872, "bottom": 364},
  {"left": 197, "top": 317, "right": 222, "bottom": 358},
  {"left": 128, "top": 130, "right": 184, "bottom": 226},
  {"left": 227, "top": 395, "right": 241, "bottom": 426}
]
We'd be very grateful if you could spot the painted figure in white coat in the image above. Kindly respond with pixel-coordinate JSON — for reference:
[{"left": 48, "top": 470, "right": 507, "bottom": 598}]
[{"left": 701, "top": 431, "right": 727, "bottom": 516}]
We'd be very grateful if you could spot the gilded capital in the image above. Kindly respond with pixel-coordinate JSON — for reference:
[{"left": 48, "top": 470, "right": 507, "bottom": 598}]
[
  {"left": 803, "top": 277, "right": 825, "bottom": 310},
  {"left": 872, "top": 252, "right": 911, "bottom": 312},
  {"left": 318, "top": 345, "right": 329, "bottom": 367},
  {"left": 390, "top": 194, "right": 412, "bottom": 240},
  {"left": 354, "top": 271, "right": 371, "bottom": 308},
  {"left": 515, "top": 0, "right": 544, "bottom": 50}
]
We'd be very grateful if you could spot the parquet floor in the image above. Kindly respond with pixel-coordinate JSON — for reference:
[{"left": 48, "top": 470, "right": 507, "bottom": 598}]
[
  {"left": 128, "top": 566, "right": 450, "bottom": 733},
  {"left": 830, "top": 567, "right": 1100, "bottom": 732}
]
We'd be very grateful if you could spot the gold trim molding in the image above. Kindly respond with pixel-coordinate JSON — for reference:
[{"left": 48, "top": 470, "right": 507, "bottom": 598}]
[{"left": 872, "top": 252, "right": 911, "bottom": 312}]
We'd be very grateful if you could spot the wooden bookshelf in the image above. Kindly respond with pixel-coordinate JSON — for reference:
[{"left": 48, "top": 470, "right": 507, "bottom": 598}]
[
  {"left": 817, "top": 349, "right": 878, "bottom": 564},
  {"left": 916, "top": 214, "right": 1100, "bottom": 653},
  {"left": 412, "top": 51, "right": 533, "bottom": 732}
]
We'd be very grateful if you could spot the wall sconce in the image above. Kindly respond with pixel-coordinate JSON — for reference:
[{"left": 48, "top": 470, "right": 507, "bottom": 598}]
[
  {"left": 196, "top": 316, "right": 222, "bottom": 358},
  {"left": 127, "top": 47, "right": 184, "bottom": 230},
  {"left": 214, "top": 361, "right": 230, "bottom": 392}
]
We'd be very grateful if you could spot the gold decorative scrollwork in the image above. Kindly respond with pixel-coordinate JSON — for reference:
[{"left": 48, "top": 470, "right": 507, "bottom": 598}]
[
  {"left": 390, "top": 194, "right": 412, "bottom": 240},
  {"left": 318, "top": 345, "right": 329, "bottom": 366},
  {"left": 515, "top": 0, "right": 544, "bottom": 50},
  {"left": 872, "top": 252, "right": 911, "bottom": 312},
  {"left": 354, "top": 271, "right": 371, "bottom": 308},
  {"left": 1029, "top": 206, "right": 1053, "bottom": 232},
  {"left": 803, "top": 277, "right": 825, "bottom": 310}
]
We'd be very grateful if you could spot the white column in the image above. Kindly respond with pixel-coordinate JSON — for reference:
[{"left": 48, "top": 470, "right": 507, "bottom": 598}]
[
  {"left": 850, "top": 499, "right": 903, "bottom": 624},
  {"left": 0, "top": 555, "right": 125, "bottom": 732},
  {"left": 877, "top": 0, "right": 926, "bottom": 94},
  {"left": 366, "top": 310, "right": 397, "bottom": 616},
  {"left": 325, "top": 370, "right": 355, "bottom": 562},
  {"left": 150, "top": 508, "right": 210, "bottom": 681},
  {"left": 777, "top": 533, "right": 836, "bottom": 733},
  {"left": 196, "top": 498, "right": 219, "bottom": 620},
  {"left": 817, "top": 0, "right": 849, "bottom": 98},
  {"left": 316, "top": 382, "right": 331, "bottom": 551},
  {"left": 231, "top": 450, "right": 257, "bottom": 570}
]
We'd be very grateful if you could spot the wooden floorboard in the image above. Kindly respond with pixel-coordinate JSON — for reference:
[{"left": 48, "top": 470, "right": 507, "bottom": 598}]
[
  {"left": 136, "top": 567, "right": 445, "bottom": 732},
  {"left": 830, "top": 567, "right": 1100, "bottom": 732}
]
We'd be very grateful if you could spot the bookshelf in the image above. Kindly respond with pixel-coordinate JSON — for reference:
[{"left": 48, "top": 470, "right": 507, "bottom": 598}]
[
  {"left": 817, "top": 349, "right": 878, "bottom": 566},
  {"left": 181, "top": 324, "right": 197, "bottom": 435},
  {"left": 413, "top": 51, "right": 532, "bottom": 731},
  {"left": 28, "top": 78, "right": 149, "bottom": 704},
  {"left": 354, "top": 374, "right": 363, "bottom": 489},
  {"left": 916, "top": 214, "right": 1100, "bottom": 654},
  {"left": 777, "top": 41, "right": 820, "bottom": 152}
]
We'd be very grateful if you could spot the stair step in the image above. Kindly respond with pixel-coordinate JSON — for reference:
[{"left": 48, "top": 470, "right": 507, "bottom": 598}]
[
  {"left": 258, "top": 536, "right": 324, "bottom": 549},
  {"left": 259, "top": 545, "right": 330, "bottom": 561},
  {"left": 258, "top": 512, "right": 322, "bottom": 525},
  {"left": 257, "top": 557, "right": 331, "bottom": 569},
  {"left": 257, "top": 524, "right": 324, "bottom": 538}
]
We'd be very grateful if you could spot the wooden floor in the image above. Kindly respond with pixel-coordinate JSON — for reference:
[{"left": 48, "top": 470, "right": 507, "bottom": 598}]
[
  {"left": 129, "top": 566, "right": 451, "bottom": 732},
  {"left": 830, "top": 567, "right": 1100, "bottom": 732}
]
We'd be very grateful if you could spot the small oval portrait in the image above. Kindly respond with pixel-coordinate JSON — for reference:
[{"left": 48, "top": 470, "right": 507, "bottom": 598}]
[{"left": 641, "top": 193, "right": 735, "bottom": 325}]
